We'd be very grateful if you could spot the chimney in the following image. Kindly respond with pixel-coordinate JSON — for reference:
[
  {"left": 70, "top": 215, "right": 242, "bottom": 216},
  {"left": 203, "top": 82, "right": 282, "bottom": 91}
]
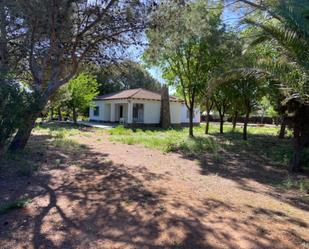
[{"left": 160, "top": 85, "right": 171, "bottom": 129}]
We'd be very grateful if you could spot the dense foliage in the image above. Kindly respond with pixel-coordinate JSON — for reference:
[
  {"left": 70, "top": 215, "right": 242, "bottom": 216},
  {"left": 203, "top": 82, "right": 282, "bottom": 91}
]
[{"left": 95, "top": 60, "right": 161, "bottom": 95}]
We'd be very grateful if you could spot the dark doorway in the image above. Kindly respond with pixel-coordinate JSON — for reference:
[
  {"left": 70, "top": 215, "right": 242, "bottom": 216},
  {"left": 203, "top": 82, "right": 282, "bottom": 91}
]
[{"left": 119, "top": 105, "right": 123, "bottom": 118}]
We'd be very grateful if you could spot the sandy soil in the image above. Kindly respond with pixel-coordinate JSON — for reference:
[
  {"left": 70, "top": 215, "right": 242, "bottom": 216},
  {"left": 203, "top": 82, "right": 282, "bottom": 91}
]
[{"left": 0, "top": 130, "right": 308, "bottom": 249}]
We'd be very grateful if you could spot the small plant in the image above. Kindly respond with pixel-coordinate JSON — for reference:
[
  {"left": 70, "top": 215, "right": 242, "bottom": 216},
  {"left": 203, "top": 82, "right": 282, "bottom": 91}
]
[
  {"left": 52, "top": 138, "right": 83, "bottom": 151},
  {"left": 0, "top": 198, "right": 31, "bottom": 214},
  {"left": 54, "top": 129, "right": 67, "bottom": 139},
  {"left": 213, "top": 153, "right": 223, "bottom": 163},
  {"left": 299, "top": 178, "right": 309, "bottom": 193},
  {"left": 281, "top": 176, "right": 309, "bottom": 193},
  {"left": 54, "top": 159, "right": 61, "bottom": 167},
  {"left": 109, "top": 125, "right": 133, "bottom": 135}
]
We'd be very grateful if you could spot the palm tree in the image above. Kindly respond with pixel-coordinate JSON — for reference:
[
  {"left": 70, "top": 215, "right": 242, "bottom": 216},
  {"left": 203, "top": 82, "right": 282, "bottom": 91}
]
[{"left": 239, "top": 0, "right": 309, "bottom": 172}]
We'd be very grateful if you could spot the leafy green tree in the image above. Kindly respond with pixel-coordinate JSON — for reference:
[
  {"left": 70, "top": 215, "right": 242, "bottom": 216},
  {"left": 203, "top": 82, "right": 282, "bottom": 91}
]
[
  {"left": 145, "top": 0, "right": 225, "bottom": 137},
  {"left": 213, "top": 84, "right": 230, "bottom": 134},
  {"left": 66, "top": 73, "right": 99, "bottom": 124},
  {"left": 259, "top": 96, "right": 278, "bottom": 123},
  {"left": 238, "top": 0, "right": 309, "bottom": 171},
  {"left": 95, "top": 60, "right": 161, "bottom": 95},
  {"left": 48, "top": 86, "right": 71, "bottom": 121},
  {"left": 3, "top": 0, "right": 150, "bottom": 152},
  {"left": 0, "top": 83, "right": 27, "bottom": 154}
]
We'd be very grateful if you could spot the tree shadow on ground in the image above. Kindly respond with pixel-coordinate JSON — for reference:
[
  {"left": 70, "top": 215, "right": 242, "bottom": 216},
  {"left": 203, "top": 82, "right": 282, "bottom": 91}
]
[
  {"left": 175, "top": 131, "right": 309, "bottom": 212},
  {"left": 0, "top": 132, "right": 307, "bottom": 248}
]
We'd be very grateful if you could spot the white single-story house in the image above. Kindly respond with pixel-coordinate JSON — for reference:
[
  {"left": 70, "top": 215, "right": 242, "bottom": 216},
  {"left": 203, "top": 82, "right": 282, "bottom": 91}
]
[{"left": 89, "top": 88, "right": 200, "bottom": 126}]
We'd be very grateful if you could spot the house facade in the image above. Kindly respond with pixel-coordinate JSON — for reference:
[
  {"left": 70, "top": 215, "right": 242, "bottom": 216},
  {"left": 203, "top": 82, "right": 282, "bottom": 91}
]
[{"left": 89, "top": 88, "right": 200, "bottom": 126}]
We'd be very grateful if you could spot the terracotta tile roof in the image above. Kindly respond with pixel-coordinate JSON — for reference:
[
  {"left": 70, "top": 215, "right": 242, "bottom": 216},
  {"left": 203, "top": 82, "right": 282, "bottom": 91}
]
[{"left": 94, "top": 88, "right": 182, "bottom": 102}]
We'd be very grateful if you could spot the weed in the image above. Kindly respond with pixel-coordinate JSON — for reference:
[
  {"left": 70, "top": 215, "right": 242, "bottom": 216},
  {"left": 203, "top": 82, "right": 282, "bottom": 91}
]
[
  {"left": 280, "top": 176, "right": 309, "bottom": 193},
  {"left": 0, "top": 198, "right": 31, "bottom": 214}
]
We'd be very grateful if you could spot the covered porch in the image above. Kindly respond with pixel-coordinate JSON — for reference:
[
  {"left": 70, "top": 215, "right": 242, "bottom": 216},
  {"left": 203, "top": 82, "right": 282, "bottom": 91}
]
[{"left": 108, "top": 101, "right": 144, "bottom": 124}]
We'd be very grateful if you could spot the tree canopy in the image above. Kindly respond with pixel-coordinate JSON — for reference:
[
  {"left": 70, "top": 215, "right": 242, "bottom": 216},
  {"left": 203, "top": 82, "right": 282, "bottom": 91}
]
[{"left": 95, "top": 60, "right": 161, "bottom": 95}]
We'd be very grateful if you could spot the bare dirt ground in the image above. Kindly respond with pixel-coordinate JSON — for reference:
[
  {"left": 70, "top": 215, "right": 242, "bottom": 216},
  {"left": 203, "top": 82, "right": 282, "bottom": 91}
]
[{"left": 0, "top": 128, "right": 308, "bottom": 249}]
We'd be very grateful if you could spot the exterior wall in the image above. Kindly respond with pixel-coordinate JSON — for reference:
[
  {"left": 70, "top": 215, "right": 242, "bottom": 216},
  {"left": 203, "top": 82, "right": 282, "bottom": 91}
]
[
  {"left": 132, "top": 100, "right": 182, "bottom": 124},
  {"left": 89, "top": 101, "right": 105, "bottom": 121},
  {"left": 104, "top": 104, "right": 111, "bottom": 121},
  {"left": 170, "top": 102, "right": 182, "bottom": 124},
  {"left": 90, "top": 99, "right": 198, "bottom": 125},
  {"left": 181, "top": 103, "right": 200, "bottom": 123},
  {"left": 131, "top": 99, "right": 161, "bottom": 124}
]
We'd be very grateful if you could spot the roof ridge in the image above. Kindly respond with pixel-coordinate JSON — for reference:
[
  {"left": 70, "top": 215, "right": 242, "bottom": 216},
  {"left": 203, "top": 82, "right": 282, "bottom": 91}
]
[{"left": 129, "top": 88, "right": 143, "bottom": 98}]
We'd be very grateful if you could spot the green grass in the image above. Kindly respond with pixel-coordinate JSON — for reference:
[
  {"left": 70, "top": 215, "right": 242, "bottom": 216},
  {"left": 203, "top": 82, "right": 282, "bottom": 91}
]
[
  {"left": 51, "top": 137, "right": 85, "bottom": 151},
  {"left": 34, "top": 123, "right": 84, "bottom": 137},
  {"left": 0, "top": 198, "right": 31, "bottom": 214},
  {"left": 278, "top": 176, "right": 309, "bottom": 193},
  {"left": 109, "top": 125, "right": 220, "bottom": 157},
  {"left": 34, "top": 123, "right": 88, "bottom": 152},
  {"left": 108, "top": 123, "right": 307, "bottom": 170}
]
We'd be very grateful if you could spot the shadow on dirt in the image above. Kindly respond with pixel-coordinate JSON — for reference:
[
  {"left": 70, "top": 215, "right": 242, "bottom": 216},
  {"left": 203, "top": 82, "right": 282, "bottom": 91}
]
[{"left": 0, "top": 130, "right": 307, "bottom": 249}]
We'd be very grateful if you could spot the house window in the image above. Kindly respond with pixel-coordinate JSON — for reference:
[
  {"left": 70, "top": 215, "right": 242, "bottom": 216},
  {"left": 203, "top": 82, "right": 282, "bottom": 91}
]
[
  {"left": 93, "top": 106, "right": 99, "bottom": 116},
  {"left": 133, "top": 103, "right": 144, "bottom": 122}
]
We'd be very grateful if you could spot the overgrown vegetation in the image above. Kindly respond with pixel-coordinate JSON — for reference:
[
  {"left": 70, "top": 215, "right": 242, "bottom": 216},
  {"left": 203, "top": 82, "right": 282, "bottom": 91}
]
[
  {"left": 0, "top": 198, "right": 31, "bottom": 215},
  {"left": 108, "top": 124, "right": 305, "bottom": 171},
  {"left": 34, "top": 124, "right": 88, "bottom": 152}
]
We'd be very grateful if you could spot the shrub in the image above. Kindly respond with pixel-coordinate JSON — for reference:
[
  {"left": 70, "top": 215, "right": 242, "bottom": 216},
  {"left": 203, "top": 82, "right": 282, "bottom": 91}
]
[
  {"left": 0, "top": 82, "right": 29, "bottom": 153},
  {"left": 0, "top": 198, "right": 31, "bottom": 214}
]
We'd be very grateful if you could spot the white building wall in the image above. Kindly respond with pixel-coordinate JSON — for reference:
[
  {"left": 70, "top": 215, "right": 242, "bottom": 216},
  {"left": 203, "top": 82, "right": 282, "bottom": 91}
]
[
  {"left": 89, "top": 101, "right": 105, "bottom": 121},
  {"left": 181, "top": 103, "right": 200, "bottom": 123},
  {"left": 90, "top": 99, "right": 200, "bottom": 124},
  {"left": 131, "top": 100, "right": 161, "bottom": 124},
  {"left": 170, "top": 102, "right": 182, "bottom": 124},
  {"left": 104, "top": 104, "right": 111, "bottom": 121}
]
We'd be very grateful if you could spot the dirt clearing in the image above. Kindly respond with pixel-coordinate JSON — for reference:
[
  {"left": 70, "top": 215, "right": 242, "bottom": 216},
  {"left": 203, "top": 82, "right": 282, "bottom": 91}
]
[{"left": 0, "top": 127, "right": 308, "bottom": 249}]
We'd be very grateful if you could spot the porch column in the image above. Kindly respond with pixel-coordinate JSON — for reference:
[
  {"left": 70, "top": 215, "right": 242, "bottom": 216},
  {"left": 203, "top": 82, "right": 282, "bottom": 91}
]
[
  {"left": 110, "top": 103, "right": 115, "bottom": 122},
  {"left": 127, "top": 101, "right": 133, "bottom": 124}
]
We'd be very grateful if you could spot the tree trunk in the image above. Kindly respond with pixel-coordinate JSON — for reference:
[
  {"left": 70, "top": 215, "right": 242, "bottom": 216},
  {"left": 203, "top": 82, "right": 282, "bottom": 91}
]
[
  {"left": 219, "top": 114, "right": 224, "bottom": 134},
  {"left": 8, "top": 112, "right": 40, "bottom": 152},
  {"left": 0, "top": 143, "right": 5, "bottom": 156},
  {"left": 291, "top": 125, "right": 302, "bottom": 172},
  {"left": 205, "top": 110, "right": 210, "bottom": 134},
  {"left": 278, "top": 115, "right": 286, "bottom": 139},
  {"left": 189, "top": 107, "right": 194, "bottom": 137},
  {"left": 57, "top": 106, "right": 62, "bottom": 121},
  {"left": 243, "top": 108, "right": 250, "bottom": 140},
  {"left": 49, "top": 107, "right": 54, "bottom": 121},
  {"left": 9, "top": 92, "right": 50, "bottom": 152},
  {"left": 232, "top": 111, "right": 238, "bottom": 131},
  {"left": 72, "top": 107, "right": 77, "bottom": 124}
]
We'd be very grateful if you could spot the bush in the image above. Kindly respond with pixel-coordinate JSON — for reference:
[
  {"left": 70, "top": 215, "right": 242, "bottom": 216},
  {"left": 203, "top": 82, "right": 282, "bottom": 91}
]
[{"left": 0, "top": 82, "right": 28, "bottom": 153}]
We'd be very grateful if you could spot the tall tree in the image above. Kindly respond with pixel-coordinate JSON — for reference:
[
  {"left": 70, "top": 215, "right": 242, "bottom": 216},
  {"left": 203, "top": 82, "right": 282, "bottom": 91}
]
[
  {"left": 145, "top": 0, "right": 225, "bottom": 137},
  {"left": 95, "top": 60, "right": 161, "bottom": 95},
  {"left": 5, "top": 0, "right": 151, "bottom": 152},
  {"left": 66, "top": 73, "right": 99, "bottom": 124},
  {"left": 213, "top": 84, "right": 230, "bottom": 134},
  {"left": 237, "top": 0, "right": 309, "bottom": 171}
]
